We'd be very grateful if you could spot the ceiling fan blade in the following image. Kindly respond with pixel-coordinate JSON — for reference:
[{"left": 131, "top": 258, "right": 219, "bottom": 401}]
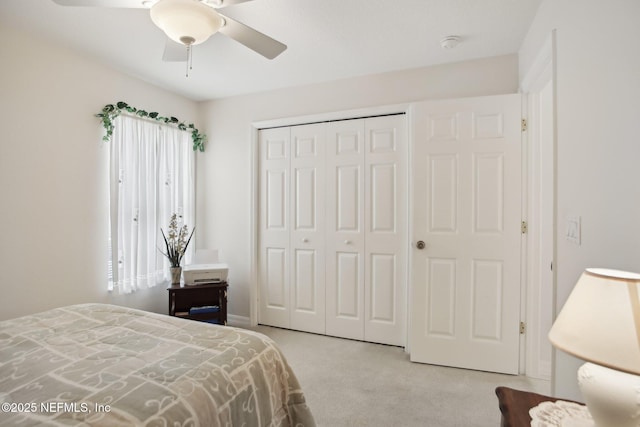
[
  {"left": 51, "top": 0, "right": 146, "bottom": 7},
  {"left": 218, "top": 15, "right": 286, "bottom": 59},
  {"left": 162, "top": 39, "right": 188, "bottom": 62}
]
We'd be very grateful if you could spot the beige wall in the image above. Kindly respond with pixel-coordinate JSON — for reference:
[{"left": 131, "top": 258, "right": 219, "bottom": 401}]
[
  {"left": 0, "top": 24, "right": 199, "bottom": 320},
  {"left": 196, "top": 54, "right": 520, "bottom": 319},
  {"left": 519, "top": 0, "right": 640, "bottom": 400},
  {"left": 0, "top": 21, "right": 521, "bottom": 330}
]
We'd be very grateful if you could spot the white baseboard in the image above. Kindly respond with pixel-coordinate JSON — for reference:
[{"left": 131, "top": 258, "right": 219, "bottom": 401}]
[{"left": 227, "top": 314, "right": 251, "bottom": 328}]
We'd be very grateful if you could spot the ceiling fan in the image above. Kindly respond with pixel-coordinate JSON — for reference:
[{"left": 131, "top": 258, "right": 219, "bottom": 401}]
[{"left": 51, "top": 0, "right": 287, "bottom": 63}]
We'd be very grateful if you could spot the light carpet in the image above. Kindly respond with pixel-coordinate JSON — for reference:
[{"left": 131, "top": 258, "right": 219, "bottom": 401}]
[{"left": 253, "top": 325, "right": 550, "bottom": 427}]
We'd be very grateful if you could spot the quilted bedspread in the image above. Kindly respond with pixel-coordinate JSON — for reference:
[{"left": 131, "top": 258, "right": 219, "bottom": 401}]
[{"left": 0, "top": 303, "right": 315, "bottom": 426}]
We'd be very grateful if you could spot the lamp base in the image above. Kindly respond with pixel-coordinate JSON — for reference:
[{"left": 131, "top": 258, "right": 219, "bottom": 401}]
[{"left": 578, "top": 362, "right": 640, "bottom": 427}]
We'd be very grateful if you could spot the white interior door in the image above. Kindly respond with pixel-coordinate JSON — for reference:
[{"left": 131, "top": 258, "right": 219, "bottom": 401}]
[
  {"left": 409, "top": 94, "right": 522, "bottom": 374},
  {"left": 290, "top": 124, "right": 326, "bottom": 334},
  {"left": 325, "top": 115, "right": 407, "bottom": 345},
  {"left": 259, "top": 127, "right": 291, "bottom": 328},
  {"left": 325, "top": 120, "right": 366, "bottom": 340},
  {"left": 364, "top": 116, "right": 407, "bottom": 346}
]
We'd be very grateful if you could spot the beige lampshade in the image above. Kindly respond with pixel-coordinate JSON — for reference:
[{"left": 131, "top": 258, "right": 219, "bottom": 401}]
[
  {"left": 150, "top": 0, "right": 225, "bottom": 46},
  {"left": 549, "top": 268, "right": 640, "bottom": 375}
]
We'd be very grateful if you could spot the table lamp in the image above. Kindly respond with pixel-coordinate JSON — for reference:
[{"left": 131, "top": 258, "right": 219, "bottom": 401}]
[{"left": 548, "top": 268, "right": 640, "bottom": 427}]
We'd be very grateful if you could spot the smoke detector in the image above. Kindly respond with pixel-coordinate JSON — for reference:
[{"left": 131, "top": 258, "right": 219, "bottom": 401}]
[{"left": 440, "top": 35, "right": 461, "bottom": 50}]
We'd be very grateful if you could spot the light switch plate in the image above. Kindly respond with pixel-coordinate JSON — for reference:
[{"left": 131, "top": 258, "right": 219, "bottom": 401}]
[{"left": 566, "top": 215, "right": 581, "bottom": 245}]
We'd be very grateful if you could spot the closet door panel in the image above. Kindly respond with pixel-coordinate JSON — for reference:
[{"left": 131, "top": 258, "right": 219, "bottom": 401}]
[
  {"left": 326, "top": 120, "right": 366, "bottom": 340},
  {"left": 259, "top": 128, "right": 291, "bottom": 328},
  {"left": 266, "top": 170, "right": 287, "bottom": 229},
  {"left": 335, "top": 251, "right": 360, "bottom": 317},
  {"left": 290, "top": 124, "right": 326, "bottom": 334},
  {"left": 364, "top": 115, "right": 407, "bottom": 346},
  {"left": 370, "top": 253, "right": 396, "bottom": 322},
  {"left": 337, "top": 166, "right": 360, "bottom": 231},
  {"left": 265, "top": 247, "right": 287, "bottom": 308},
  {"left": 371, "top": 163, "right": 396, "bottom": 232}
]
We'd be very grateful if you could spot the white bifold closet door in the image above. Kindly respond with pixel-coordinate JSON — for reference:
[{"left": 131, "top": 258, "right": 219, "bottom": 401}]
[
  {"left": 259, "top": 115, "right": 406, "bottom": 346},
  {"left": 259, "top": 126, "right": 291, "bottom": 329},
  {"left": 259, "top": 124, "right": 326, "bottom": 333},
  {"left": 325, "top": 116, "right": 407, "bottom": 346},
  {"left": 289, "top": 124, "right": 326, "bottom": 334}
]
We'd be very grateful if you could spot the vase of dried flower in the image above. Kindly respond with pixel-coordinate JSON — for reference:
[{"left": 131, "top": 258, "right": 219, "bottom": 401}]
[{"left": 170, "top": 266, "right": 182, "bottom": 285}]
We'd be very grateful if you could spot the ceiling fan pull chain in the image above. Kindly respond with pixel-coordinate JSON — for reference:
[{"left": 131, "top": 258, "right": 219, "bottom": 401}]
[{"left": 185, "top": 44, "right": 192, "bottom": 77}]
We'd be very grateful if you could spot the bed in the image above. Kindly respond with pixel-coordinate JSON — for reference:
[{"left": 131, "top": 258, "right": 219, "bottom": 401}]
[{"left": 0, "top": 303, "right": 315, "bottom": 426}]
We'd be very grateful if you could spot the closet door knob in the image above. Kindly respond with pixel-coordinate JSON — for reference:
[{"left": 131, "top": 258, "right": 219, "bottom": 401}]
[
  {"left": 344, "top": 240, "right": 351, "bottom": 245},
  {"left": 302, "top": 238, "right": 309, "bottom": 243},
  {"left": 416, "top": 240, "right": 426, "bottom": 250}
]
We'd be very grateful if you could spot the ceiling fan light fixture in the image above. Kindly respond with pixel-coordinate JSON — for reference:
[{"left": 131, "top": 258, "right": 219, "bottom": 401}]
[{"left": 150, "top": 0, "right": 224, "bottom": 46}]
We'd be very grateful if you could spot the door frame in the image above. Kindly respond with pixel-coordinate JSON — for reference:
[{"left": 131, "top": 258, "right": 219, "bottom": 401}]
[
  {"left": 249, "top": 103, "right": 412, "bottom": 343},
  {"left": 520, "top": 30, "right": 557, "bottom": 379}
]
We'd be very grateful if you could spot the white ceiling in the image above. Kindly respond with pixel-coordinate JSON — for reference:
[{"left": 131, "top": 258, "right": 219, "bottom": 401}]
[{"left": 0, "top": 0, "right": 541, "bottom": 101}]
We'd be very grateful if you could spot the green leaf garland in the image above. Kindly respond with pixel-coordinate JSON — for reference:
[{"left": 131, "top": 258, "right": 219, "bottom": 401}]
[{"left": 96, "top": 101, "right": 206, "bottom": 152}]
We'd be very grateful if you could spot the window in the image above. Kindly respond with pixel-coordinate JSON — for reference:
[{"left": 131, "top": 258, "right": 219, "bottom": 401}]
[{"left": 108, "top": 114, "right": 195, "bottom": 293}]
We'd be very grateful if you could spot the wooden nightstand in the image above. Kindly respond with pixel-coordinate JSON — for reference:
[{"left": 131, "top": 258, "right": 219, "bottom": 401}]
[
  {"left": 495, "top": 387, "right": 585, "bottom": 427},
  {"left": 167, "top": 282, "right": 228, "bottom": 325}
]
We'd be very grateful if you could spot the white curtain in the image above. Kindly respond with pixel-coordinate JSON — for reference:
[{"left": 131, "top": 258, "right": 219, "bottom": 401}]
[{"left": 108, "top": 114, "right": 195, "bottom": 293}]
